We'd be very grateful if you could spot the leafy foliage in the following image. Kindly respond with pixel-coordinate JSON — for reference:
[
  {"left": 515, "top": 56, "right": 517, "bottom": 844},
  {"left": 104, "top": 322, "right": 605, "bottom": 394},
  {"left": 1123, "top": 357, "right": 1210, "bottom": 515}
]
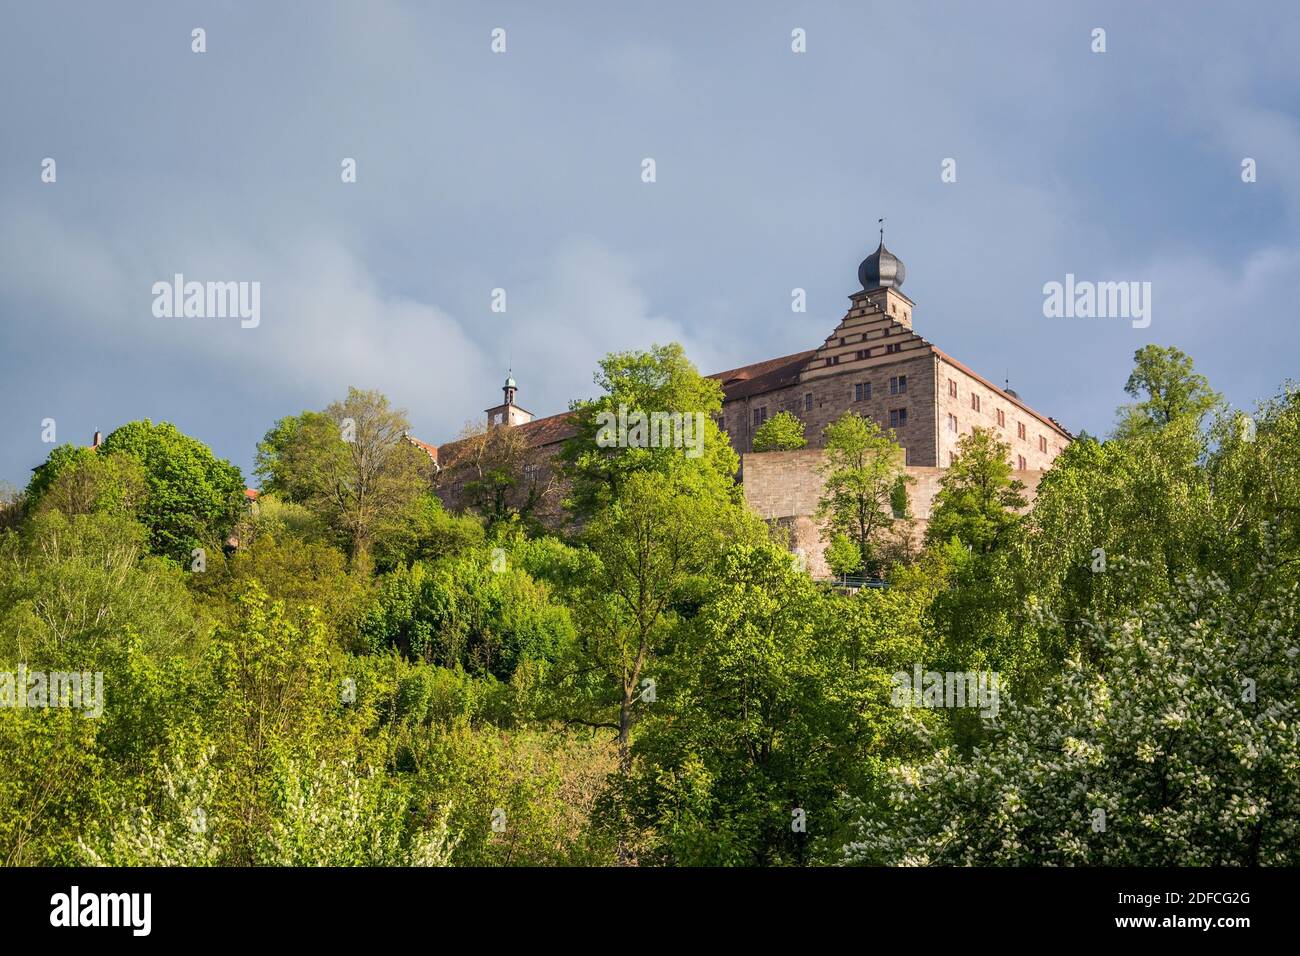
[
  {"left": 752, "top": 411, "right": 807, "bottom": 452},
  {"left": 2, "top": 346, "right": 1296, "bottom": 869}
]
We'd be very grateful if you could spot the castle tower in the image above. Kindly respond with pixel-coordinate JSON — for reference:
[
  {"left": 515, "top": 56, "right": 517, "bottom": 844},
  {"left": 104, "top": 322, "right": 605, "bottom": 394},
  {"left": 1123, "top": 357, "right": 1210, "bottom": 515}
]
[
  {"left": 853, "top": 229, "right": 915, "bottom": 329},
  {"left": 485, "top": 371, "right": 534, "bottom": 427}
]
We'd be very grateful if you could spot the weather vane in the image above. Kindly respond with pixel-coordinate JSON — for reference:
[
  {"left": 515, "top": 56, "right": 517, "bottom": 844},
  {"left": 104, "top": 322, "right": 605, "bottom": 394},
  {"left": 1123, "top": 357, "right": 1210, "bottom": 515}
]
[{"left": 878, "top": 216, "right": 886, "bottom": 244}]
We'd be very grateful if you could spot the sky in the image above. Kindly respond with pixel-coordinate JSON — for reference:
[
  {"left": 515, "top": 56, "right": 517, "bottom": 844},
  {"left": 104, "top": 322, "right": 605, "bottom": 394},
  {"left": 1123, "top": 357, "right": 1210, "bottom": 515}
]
[{"left": 2, "top": 0, "right": 1297, "bottom": 488}]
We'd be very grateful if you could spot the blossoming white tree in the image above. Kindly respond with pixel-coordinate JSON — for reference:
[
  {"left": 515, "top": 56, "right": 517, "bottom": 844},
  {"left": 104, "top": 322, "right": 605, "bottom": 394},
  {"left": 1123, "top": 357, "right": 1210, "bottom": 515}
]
[{"left": 842, "top": 528, "right": 1300, "bottom": 866}]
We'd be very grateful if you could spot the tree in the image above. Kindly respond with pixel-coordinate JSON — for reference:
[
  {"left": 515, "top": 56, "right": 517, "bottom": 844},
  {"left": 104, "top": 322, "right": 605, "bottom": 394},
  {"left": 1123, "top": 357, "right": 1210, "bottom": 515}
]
[
  {"left": 27, "top": 422, "right": 244, "bottom": 564},
  {"left": 0, "top": 510, "right": 205, "bottom": 667},
  {"left": 752, "top": 411, "right": 807, "bottom": 452},
  {"left": 825, "top": 533, "right": 863, "bottom": 579},
  {"left": 844, "top": 536, "right": 1300, "bottom": 865},
  {"left": 442, "top": 421, "right": 558, "bottom": 532},
  {"left": 621, "top": 542, "right": 923, "bottom": 865},
  {"left": 1115, "top": 344, "right": 1222, "bottom": 438},
  {"left": 562, "top": 469, "right": 762, "bottom": 863},
  {"left": 359, "top": 550, "right": 576, "bottom": 679},
  {"left": 560, "top": 344, "right": 740, "bottom": 519},
  {"left": 925, "top": 427, "right": 1027, "bottom": 554},
  {"left": 0, "top": 483, "right": 21, "bottom": 534},
  {"left": 816, "top": 412, "right": 912, "bottom": 578},
  {"left": 372, "top": 492, "right": 485, "bottom": 572},
  {"left": 30, "top": 449, "right": 148, "bottom": 520},
  {"left": 25, "top": 444, "right": 89, "bottom": 503},
  {"left": 255, "top": 389, "right": 434, "bottom": 567}
]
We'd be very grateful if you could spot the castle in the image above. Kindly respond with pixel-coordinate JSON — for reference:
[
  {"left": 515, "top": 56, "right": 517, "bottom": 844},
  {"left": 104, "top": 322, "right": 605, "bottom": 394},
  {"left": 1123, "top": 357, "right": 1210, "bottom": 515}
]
[{"left": 414, "top": 238, "right": 1072, "bottom": 575}]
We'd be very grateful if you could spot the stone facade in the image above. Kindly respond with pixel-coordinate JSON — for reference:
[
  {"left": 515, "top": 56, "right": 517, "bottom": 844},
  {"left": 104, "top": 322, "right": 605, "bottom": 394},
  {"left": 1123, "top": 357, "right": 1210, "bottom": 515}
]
[
  {"left": 716, "top": 282, "right": 1070, "bottom": 468},
  {"left": 742, "top": 449, "right": 1047, "bottom": 579}
]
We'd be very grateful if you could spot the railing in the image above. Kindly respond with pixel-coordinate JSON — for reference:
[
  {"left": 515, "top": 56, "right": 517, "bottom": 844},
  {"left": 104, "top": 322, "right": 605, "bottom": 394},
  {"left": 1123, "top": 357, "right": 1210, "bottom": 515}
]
[{"left": 821, "top": 575, "right": 889, "bottom": 590}]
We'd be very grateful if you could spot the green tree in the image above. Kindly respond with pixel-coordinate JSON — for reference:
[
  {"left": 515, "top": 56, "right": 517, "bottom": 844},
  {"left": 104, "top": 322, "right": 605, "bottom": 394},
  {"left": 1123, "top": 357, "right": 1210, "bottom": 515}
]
[
  {"left": 560, "top": 344, "right": 740, "bottom": 519},
  {"left": 825, "top": 533, "right": 863, "bottom": 579},
  {"left": 372, "top": 492, "right": 485, "bottom": 572},
  {"left": 206, "top": 585, "right": 375, "bottom": 864},
  {"left": 816, "top": 412, "right": 912, "bottom": 578},
  {"left": 0, "top": 510, "right": 206, "bottom": 667},
  {"left": 925, "top": 427, "right": 1027, "bottom": 554},
  {"left": 752, "top": 411, "right": 807, "bottom": 452},
  {"left": 256, "top": 389, "right": 434, "bottom": 567},
  {"left": 622, "top": 542, "right": 923, "bottom": 865},
  {"left": 30, "top": 449, "right": 148, "bottom": 520},
  {"left": 360, "top": 550, "right": 575, "bottom": 679},
  {"left": 562, "top": 470, "right": 762, "bottom": 863},
  {"left": 1115, "top": 344, "right": 1222, "bottom": 438},
  {"left": 31, "top": 422, "right": 244, "bottom": 564}
]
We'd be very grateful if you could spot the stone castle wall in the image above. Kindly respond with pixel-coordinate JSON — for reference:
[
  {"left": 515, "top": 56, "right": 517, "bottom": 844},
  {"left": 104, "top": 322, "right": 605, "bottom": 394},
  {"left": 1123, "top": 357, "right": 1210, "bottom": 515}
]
[
  {"left": 934, "top": 358, "right": 1068, "bottom": 470},
  {"left": 742, "top": 449, "right": 1046, "bottom": 579},
  {"left": 722, "top": 351, "right": 939, "bottom": 464}
]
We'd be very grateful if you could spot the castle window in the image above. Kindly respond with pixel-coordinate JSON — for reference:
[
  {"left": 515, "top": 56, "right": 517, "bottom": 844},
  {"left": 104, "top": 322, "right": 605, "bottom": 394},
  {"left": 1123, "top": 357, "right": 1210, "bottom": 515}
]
[
  {"left": 828, "top": 354, "right": 841, "bottom": 366},
  {"left": 1017, "top": 455, "right": 1027, "bottom": 470},
  {"left": 948, "top": 413, "right": 958, "bottom": 433},
  {"left": 523, "top": 463, "right": 538, "bottom": 481},
  {"left": 970, "top": 394, "right": 981, "bottom": 412},
  {"left": 885, "top": 343, "right": 900, "bottom": 354},
  {"left": 890, "top": 375, "right": 907, "bottom": 395},
  {"left": 854, "top": 382, "right": 872, "bottom": 402},
  {"left": 804, "top": 393, "right": 813, "bottom": 412},
  {"left": 949, "top": 379, "right": 958, "bottom": 398},
  {"left": 1017, "top": 422, "right": 1026, "bottom": 440},
  {"left": 1039, "top": 435, "right": 1048, "bottom": 453},
  {"left": 996, "top": 408, "right": 1006, "bottom": 427},
  {"left": 753, "top": 407, "right": 768, "bottom": 427},
  {"left": 889, "top": 408, "right": 908, "bottom": 429},
  {"left": 856, "top": 349, "right": 869, "bottom": 360}
]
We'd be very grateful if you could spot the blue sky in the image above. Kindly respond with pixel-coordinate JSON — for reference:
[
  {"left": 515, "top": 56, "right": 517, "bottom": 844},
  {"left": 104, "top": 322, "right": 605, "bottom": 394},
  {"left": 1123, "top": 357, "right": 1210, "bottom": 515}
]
[{"left": 2, "top": 1, "right": 1297, "bottom": 487}]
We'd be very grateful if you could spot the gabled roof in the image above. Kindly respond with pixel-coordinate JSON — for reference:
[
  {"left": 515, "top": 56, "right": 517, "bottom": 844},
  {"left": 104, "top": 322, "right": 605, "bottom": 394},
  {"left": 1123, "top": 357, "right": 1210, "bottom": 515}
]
[
  {"left": 708, "top": 350, "right": 816, "bottom": 402},
  {"left": 428, "top": 410, "right": 581, "bottom": 462},
  {"left": 515, "top": 411, "right": 580, "bottom": 448}
]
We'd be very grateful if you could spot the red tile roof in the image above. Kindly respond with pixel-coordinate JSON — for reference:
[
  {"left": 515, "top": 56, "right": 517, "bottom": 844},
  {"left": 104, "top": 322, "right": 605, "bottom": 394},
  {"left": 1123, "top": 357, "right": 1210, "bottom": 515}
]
[
  {"left": 404, "top": 435, "right": 440, "bottom": 462},
  {"left": 429, "top": 410, "right": 582, "bottom": 460},
  {"left": 709, "top": 350, "right": 817, "bottom": 402}
]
